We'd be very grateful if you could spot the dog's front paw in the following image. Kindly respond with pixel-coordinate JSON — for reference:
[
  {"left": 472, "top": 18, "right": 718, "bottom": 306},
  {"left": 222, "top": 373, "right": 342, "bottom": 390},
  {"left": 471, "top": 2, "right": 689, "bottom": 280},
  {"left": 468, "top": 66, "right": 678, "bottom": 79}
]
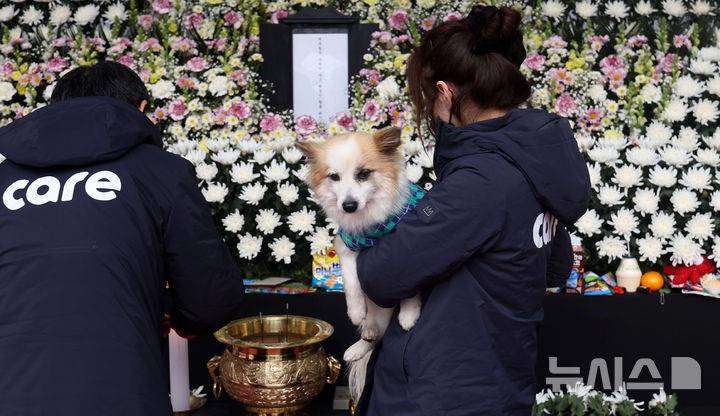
[
  {"left": 361, "top": 323, "right": 381, "bottom": 341},
  {"left": 398, "top": 304, "right": 421, "bottom": 331},
  {"left": 347, "top": 301, "right": 367, "bottom": 326},
  {"left": 344, "top": 339, "right": 373, "bottom": 363}
]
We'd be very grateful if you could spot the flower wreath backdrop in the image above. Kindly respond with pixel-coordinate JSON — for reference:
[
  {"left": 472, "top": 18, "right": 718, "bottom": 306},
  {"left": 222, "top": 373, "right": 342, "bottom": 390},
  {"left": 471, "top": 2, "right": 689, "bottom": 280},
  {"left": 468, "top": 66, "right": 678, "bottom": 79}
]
[{"left": 1, "top": 0, "right": 720, "bottom": 280}]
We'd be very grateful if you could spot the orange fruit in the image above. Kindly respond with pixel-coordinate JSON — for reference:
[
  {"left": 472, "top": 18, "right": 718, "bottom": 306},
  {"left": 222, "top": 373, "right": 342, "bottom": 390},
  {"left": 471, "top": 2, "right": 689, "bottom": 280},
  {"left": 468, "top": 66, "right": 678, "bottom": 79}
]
[{"left": 641, "top": 271, "right": 665, "bottom": 292}]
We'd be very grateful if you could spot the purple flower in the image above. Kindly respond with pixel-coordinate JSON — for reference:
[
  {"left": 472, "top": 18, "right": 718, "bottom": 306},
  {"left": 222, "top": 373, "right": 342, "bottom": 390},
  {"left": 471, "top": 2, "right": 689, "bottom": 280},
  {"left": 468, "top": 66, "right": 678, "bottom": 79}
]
[
  {"left": 388, "top": 10, "right": 408, "bottom": 30},
  {"left": 138, "top": 14, "right": 154, "bottom": 31},
  {"left": 420, "top": 16, "right": 436, "bottom": 31},
  {"left": 184, "top": 13, "right": 204, "bottom": 29},
  {"left": 186, "top": 57, "right": 209, "bottom": 72},
  {"left": 260, "top": 113, "right": 283, "bottom": 132},
  {"left": 295, "top": 115, "right": 317, "bottom": 135}
]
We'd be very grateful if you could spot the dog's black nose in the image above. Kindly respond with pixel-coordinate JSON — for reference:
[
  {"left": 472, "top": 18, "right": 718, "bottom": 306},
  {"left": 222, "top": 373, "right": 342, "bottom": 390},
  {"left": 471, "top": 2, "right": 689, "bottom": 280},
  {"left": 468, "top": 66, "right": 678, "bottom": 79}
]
[{"left": 342, "top": 200, "right": 359, "bottom": 213}]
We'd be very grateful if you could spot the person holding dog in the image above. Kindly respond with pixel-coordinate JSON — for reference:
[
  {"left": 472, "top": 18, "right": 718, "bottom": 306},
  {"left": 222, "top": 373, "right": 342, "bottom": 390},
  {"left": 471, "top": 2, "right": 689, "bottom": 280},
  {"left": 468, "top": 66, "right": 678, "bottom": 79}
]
[{"left": 355, "top": 5, "right": 591, "bottom": 415}]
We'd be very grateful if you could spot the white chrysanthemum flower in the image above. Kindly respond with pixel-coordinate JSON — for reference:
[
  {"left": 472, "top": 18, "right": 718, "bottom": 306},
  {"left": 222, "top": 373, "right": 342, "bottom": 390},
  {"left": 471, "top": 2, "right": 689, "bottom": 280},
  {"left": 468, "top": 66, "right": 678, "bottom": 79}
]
[
  {"left": 635, "top": 0, "right": 656, "bottom": 15},
  {"left": 609, "top": 208, "right": 640, "bottom": 237},
  {"left": 707, "top": 77, "right": 720, "bottom": 96},
  {"left": 412, "top": 151, "right": 434, "bottom": 168},
  {"left": 195, "top": 162, "right": 218, "bottom": 181},
  {"left": 268, "top": 236, "right": 296, "bottom": 264},
  {"left": 612, "top": 165, "right": 643, "bottom": 188},
  {"left": 643, "top": 121, "right": 673, "bottom": 148},
  {"left": 253, "top": 148, "right": 275, "bottom": 165},
  {"left": 668, "top": 234, "right": 704, "bottom": 265},
  {"left": 676, "top": 127, "right": 700, "bottom": 151},
  {"left": 208, "top": 75, "right": 229, "bottom": 97},
  {"left": 670, "top": 189, "right": 700, "bottom": 215},
  {"left": 596, "top": 236, "right": 628, "bottom": 261},
  {"left": 692, "top": 0, "right": 715, "bottom": 15},
  {"left": 294, "top": 165, "right": 311, "bottom": 182},
  {"left": 689, "top": 59, "right": 716, "bottom": 75},
  {"left": 212, "top": 149, "right": 240, "bottom": 165},
  {"left": 692, "top": 99, "right": 720, "bottom": 125},
  {"left": 222, "top": 209, "right": 244, "bottom": 233},
  {"left": 605, "top": 0, "right": 630, "bottom": 19},
  {"left": 0, "top": 6, "right": 15, "bottom": 23},
  {"left": 674, "top": 75, "right": 705, "bottom": 98},
  {"left": 406, "top": 163, "right": 423, "bottom": 183},
  {"left": 662, "top": 99, "right": 689, "bottom": 123},
  {"left": 588, "top": 146, "right": 620, "bottom": 163},
  {"left": 633, "top": 188, "right": 660, "bottom": 215},
  {"left": 282, "top": 147, "right": 304, "bottom": 164},
  {"left": 49, "top": 5, "right": 72, "bottom": 26},
  {"left": 597, "top": 185, "right": 625, "bottom": 206},
  {"left": 658, "top": 146, "right": 692, "bottom": 167},
  {"left": 576, "top": 134, "right": 595, "bottom": 151},
  {"left": 696, "top": 148, "right": 720, "bottom": 166},
  {"left": 700, "top": 47, "right": 720, "bottom": 62},
  {"left": 705, "top": 131, "right": 720, "bottom": 149},
  {"left": 277, "top": 182, "right": 300, "bottom": 205},
  {"left": 648, "top": 166, "right": 678, "bottom": 187},
  {"left": 149, "top": 79, "right": 174, "bottom": 99},
  {"left": 287, "top": 207, "right": 316, "bottom": 235},
  {"left": 201, "top": 183, "right": 229, "bottom": 203},
  {"left": 377, "top": 76, "right": 401, "bottom": 100},
  {"left": 541, "top": 0, "right": 566, "bottom": 17},
  {"left": 575, "top": 1, "right": 598, "bottom": 17},
  {"left": 588, "top": 84, "right": 607, "bottom": 102},
  {"left": 686, "top": 213, "right": 715, "bottom": 241},
  {"left": 104, "top": 2, "right": 127, "bottom": 22},
  {"left": 237, "top": 139, "right": 259, "bottom": 154},
  {"left": 261, "top": 159, "right": 290, "bottom": 183},
  {"left": 710, "top": 191, "right": 720, "bottom": 211},
  {"left": 74, "top": 4, "right": 100, "bottom": 26},
  {"left": 575, "top": 209, "right": 603, "bottom": 236},
  {"left": 637, "top": 237, "right": 665, "bottom": 263},
  {"left": 662, "top": 0, "right": 687, "bottom": 17},
  {"left": 184, "top": 149, "right": 206, "bottom": 166},
  {"left": 237, "top": 234, "right": 262, "bottom": 260},
  {"left": 680, "top": 166, "right": 713, "bottom": 190},
  {"left": 403, "top": 139, "right": 423, "bottom": 156},
  {"left": 0, "top": 81, "right": 16, "bottom": 102},
  {"left": 711, "top": 237, "right": 720, "bottom": 262},
  {"left": 230, "top": 162, "right": 259, "bottom": 184},
  {"left": 307, "top": 227, "right": 334, "bottom": 255},
  {"left": 255, "top": 209, "right": 282, "bottom": 235},
  {"left": 640, "top": 83, "right": 662, "bottom": 103},
  {"left": 239, "top": 183, "right": 268, "bottom": 205},
  {"left": 650, "top": 213, "right": 677, "bottom": 239},
  {"left": 20, "top": 6, "right": 43, "bottom": 25},
  {"left": 587, "top": 163, "right": 602, "bottom": 189},
  {"left": 626, "top": 147, "right": 659, "bottom": 166},
  {"left": 206, "top": 138, "right": 228, "bottom": 153}
]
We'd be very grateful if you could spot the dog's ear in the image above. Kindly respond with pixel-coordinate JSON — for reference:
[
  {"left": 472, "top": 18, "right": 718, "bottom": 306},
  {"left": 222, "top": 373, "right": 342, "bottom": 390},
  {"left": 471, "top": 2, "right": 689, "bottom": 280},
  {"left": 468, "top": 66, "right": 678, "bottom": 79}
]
[
  {"left": 296, "top": 139, "right": 318, "bottom": 160},
  {"left": 373, "top": 127, "right": 402, "bottom": 155}
]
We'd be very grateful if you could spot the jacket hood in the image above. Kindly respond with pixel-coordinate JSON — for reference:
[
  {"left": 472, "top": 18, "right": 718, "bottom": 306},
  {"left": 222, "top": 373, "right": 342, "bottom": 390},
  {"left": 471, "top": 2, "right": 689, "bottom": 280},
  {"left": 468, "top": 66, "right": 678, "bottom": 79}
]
[
  {"left": 434, "top": 108, "right": 590, "bottom": 225},
  {"left": 0, "top": 96, "right": 161, "bottom": 168}
]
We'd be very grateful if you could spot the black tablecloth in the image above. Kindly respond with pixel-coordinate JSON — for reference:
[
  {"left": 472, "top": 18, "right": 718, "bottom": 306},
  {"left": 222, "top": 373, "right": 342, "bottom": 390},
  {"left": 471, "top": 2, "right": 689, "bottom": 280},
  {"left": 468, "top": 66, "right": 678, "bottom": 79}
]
[{"left": 186, "top": 292, "right": 720, "bottom": 415}]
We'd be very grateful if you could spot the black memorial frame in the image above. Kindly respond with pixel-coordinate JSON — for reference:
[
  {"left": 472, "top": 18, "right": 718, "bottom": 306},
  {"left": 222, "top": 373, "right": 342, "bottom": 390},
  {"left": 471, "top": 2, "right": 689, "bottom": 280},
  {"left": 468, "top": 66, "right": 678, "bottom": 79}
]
[{"left": 259, "top": 7, "right": 378, "bottom": 112}]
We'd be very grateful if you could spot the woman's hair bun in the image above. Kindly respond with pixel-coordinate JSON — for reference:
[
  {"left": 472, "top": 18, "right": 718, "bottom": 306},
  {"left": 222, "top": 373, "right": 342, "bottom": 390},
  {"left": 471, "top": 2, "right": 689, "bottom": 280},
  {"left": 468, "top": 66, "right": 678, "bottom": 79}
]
[{"left": 466, "top": 5, "right": 526, "bottom": 67}]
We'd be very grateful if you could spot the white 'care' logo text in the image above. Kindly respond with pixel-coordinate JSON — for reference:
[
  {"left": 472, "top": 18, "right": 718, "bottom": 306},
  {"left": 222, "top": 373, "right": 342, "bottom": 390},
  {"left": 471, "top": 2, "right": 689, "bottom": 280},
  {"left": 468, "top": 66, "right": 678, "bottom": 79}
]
[{"left": 2, "top": 171, "right": 121, "bottom": 211}]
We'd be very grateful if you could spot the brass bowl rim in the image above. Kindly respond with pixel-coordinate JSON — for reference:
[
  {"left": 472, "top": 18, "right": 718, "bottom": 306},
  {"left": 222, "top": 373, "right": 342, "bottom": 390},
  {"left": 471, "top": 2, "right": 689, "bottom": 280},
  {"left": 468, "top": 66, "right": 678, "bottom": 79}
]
[{"left": 214, "top": 315, "right": 334, "bottom": 348}]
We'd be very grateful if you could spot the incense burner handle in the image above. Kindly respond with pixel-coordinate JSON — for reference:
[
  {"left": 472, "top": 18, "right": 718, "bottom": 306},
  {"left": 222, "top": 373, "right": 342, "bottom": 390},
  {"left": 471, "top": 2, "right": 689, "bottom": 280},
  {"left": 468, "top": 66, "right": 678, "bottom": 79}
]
[{"left": 207, "top": 355, "right": 223, "bottom": 399}]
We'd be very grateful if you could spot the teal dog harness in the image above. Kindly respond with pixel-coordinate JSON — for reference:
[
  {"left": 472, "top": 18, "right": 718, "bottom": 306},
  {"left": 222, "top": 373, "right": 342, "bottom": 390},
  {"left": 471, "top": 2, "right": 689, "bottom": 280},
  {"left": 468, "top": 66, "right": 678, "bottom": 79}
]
[{"left": 338, "top": 183, "right": 426, "bottom": 252}]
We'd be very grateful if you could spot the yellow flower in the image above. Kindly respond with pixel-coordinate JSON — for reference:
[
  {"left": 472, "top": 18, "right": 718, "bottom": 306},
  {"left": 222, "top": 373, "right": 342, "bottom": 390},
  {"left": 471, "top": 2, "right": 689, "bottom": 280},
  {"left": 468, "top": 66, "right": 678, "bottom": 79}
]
[
  {"left": 527, "top": 33, "right": 543, "bottom": 50},
  {"left": 149, "top": 73, "right": 160, "bottom": 83},
  {"left": 327, "top": 123, "right": 341, "bottom": 135},
  {"left": 11, "top": 71, "right": 21, "bottom": 81},
  {"left": 417, "top": 0, "right": 436, "bottom": 8},
  {"left": 603, "top": 129, "right": 623, "bottom": 141},
  {"left": 206, "top": 0, "right": 223, "bottom": 4},
  {"left": 394, "top": 0, "right": 411, "bottom": 8},
  {"left": 168, "top": 21, "right": 178, "bottom": 34},
  {"left": 364, "top": 0, "right": 378, "bottom": 5},
  {"left": 251, "top": 19, "right": 260, "bottom": 36},
  {"left": 394, "top": 54, "right": 408, "bottom": 70},
  {"left": 565, "top": 56, "right": 585, "bottom": 71},
  {"left": 17, "top": 85, "right": 27, "bottom": 96},
  {"left": 198, "top": 138, "right": 209, "bottom": 154}
]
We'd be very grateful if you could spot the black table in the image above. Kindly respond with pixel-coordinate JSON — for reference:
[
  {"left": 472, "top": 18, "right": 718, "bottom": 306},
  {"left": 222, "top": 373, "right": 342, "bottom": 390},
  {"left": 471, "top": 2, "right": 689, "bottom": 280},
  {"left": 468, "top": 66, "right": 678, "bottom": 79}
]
[{"left": 187, "top": 292, "right": 720, "bottom": 415}]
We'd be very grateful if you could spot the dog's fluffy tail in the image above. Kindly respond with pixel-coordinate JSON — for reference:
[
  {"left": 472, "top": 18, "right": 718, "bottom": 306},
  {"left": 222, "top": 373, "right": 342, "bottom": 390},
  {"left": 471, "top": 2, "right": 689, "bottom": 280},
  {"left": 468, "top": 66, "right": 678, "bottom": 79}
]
[{"left": 348, "top": 347, "right": 373, "bottom": 403}]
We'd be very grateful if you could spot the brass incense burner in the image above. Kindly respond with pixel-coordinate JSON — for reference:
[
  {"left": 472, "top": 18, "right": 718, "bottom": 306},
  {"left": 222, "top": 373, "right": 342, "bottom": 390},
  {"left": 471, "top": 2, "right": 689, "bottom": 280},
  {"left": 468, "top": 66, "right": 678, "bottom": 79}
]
[{"left": 207, "top": 315, "right": 341, "bottom": 415}]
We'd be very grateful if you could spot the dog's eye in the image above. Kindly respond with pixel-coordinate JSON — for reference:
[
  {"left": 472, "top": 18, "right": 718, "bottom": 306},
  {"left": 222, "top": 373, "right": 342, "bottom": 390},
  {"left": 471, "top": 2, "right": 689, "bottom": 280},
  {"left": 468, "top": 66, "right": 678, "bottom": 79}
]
[
  {"left": 356, "top": 169, "right": 373, "bottom": 181},
  {"left": 328, "top": 173, "right": 340, "bottom": 181}
]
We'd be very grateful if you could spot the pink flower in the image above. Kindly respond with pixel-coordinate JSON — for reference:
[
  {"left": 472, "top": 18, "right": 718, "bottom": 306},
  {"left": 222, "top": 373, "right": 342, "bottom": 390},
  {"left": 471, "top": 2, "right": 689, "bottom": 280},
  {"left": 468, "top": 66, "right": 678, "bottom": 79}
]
[
  {"left": 362, "top": 100, "right": 383, "bottom": 122},
  {"left": 554, "top": 95, "right": 577, "bottom": 117},
  {"left": 170, "top": 36, "right": 197, "bottom": 55},
  {"left": 185, "top": 13, "right": 204, "bottom": 29},
  {"left": 52, "top": 37, "right": 73, "bottom": 48},
  {"left": 260, "top": 113, "right": 283, "bottom": 132},
  {"left": 139, "top": 68, "right": 152, "bottom": 83},
  {"left": 2, "top": 62, "right": 15, "bottom": 77},
  {"left": 139, "top": 37, "right": 162, "bottom": 52},
  {"left": 389, "top": 10, "right": 409, "bottom": 30},
  {"left": 138, "top": 14, "right": 154, "bottom": 31},
  {"left": 176, "top": 76, "right": 197, "bottom": 90},
  {"left": 542, "top": 35, "right": 568, "bottom": 49},
  {"left": 605, "top": 68, "right": 627, "bottom": 87},
  {"left": 372, "top": 31, "right": 393, "bottom": 44},
  {"left": 153, "top": 107, "right": 169, "bottom": 121},
  {"left": 589, "top": 35, "right": 609, "bottom": 51},
  {"left": 271, "top": 10, "right": 289, "bottom": 24},
  {"left": 627, "top": 35, "right": 648, "bottom": 48},
  {"left": 523, "top": 54, "right": 546, "bottom": 71},
  {"left": 186, "top": 57, "right": 209, "bottom": 72},
  {"left": 548, "top": 68, "right": 575, "bottom": 85},
  {"left": 393, "top": 34, "right": 410, "bottom": 45},
  {"left": 224, "top": 11, "right": 244, "bottom": 28},
  {"left": 599, "top": 55, "right": 626, "bottom": 74},
  {"left": 579, "top": 107, "right": 604, "bottom": 131},
  {"left": 213, "top": 107, "right": 229, "bottom": 125},
  {"left": 656, "top": 53, "right": 677, "bottom": 73},
  {"left": 673, "top": 34, "right": 691, "bottom": 49},
  {"left": 152, "top": 0, "right": 173, "bottom": 14},
  {"left": 421, "top": 16, "right": 436, "bottom": 31},
  {"left": 230, "top": 69, "right": 248, "bottom": 86},
  {"left": 229, "top": 101, "right": 251, "bottom": 119},
  {"left": 335, "top": 112, "right": 355, "bottom": 130},
  {"left": 359, "top": 68, "right": 381, "bottom": 86},
  {"left": 295, "top": 115, "right": 317, "bottom": 135},
  {"left": 168, "top": 100, "right": 188, "bottom": 121},
  {"left": 46, "top": 57, "right": 68, "bottom": 73},
  {"left": 115, "top": 54, "right": 135, "bottom": 68},
  {"left": 444, "top": 12, "right": 463, "bottom": 21}
]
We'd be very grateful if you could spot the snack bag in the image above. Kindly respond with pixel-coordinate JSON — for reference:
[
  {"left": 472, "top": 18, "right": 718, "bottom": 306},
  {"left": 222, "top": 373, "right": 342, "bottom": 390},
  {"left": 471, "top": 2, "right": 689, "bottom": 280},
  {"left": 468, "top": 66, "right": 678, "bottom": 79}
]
[
  {"left": 582, "top": 271, "right": 612, "bottom": 296},
  {"left": 311, "top": 247, "right": 344, "bottom": 292},
  {"left": 566, "top": 269, "right": 583, "bottom": 294}
]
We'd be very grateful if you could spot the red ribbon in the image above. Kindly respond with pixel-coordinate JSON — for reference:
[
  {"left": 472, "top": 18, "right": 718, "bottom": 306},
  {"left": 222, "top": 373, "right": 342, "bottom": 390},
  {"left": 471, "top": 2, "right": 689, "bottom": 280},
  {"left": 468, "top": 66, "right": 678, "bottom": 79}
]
[{"left": 663, "top": 257, "right": 716, "bottom": 286}]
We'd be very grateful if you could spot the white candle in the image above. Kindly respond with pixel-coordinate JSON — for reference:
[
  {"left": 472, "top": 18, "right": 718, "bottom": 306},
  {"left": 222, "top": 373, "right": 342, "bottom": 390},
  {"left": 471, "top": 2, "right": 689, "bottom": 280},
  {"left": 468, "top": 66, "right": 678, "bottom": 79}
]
[{"left": 169, "top": 329, "right": 190, "bottom": 412}]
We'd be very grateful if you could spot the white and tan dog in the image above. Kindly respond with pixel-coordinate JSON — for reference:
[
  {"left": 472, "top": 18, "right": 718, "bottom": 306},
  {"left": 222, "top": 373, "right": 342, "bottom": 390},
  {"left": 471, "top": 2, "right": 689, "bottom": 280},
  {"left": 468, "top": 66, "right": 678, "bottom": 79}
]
[{"left": 298, "top": 127, "right": 422, "bottom": 401}]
